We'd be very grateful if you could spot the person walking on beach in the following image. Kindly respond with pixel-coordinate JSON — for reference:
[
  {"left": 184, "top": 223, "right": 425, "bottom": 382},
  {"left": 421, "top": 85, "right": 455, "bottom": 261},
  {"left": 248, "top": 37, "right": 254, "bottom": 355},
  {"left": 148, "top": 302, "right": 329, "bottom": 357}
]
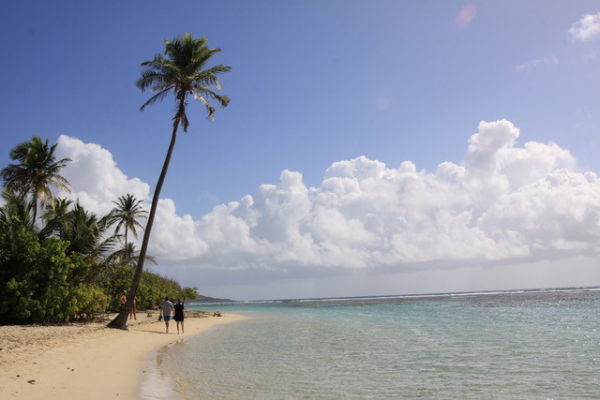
[
  {"left": 159, "top": 297, "right": 174, "bottom": 333},
  {"left": 174, "top": 299, "right": 185, "bottom": 334},
  {"left": 129, "top": 295, "right": 137, "bottom": 320}
]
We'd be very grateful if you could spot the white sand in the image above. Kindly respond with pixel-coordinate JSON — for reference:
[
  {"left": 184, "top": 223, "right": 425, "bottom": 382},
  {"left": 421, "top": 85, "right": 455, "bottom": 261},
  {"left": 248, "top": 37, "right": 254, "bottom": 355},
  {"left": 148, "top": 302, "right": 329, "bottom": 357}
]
[{"left": 0, "top": 311, "right": 245, "bottom": 399}]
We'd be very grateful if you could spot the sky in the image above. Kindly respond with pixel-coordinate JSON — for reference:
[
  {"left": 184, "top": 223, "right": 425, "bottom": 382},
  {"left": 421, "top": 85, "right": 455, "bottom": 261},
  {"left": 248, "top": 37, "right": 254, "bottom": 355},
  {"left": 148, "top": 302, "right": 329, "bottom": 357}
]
[{"left": 1, "top": 1, "right": 600, "bottom": 300}]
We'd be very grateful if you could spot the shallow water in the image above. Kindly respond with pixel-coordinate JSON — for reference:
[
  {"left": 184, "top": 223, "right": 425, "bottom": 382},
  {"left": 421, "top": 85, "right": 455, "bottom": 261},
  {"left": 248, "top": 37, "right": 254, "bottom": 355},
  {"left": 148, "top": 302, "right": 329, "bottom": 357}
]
[{"left": 161, "top": 288, "right": 600, "bottom": 399}]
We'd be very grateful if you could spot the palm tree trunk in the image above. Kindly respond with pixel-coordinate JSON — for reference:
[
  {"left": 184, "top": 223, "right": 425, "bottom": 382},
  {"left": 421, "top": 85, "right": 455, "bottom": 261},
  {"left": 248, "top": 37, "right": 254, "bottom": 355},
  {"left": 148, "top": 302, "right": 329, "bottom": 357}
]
[
  {"left": 32, "top": 198, "right": 38, "bottom": 229},
  {"left": 108, "top": 121, "right": 180, "bottom": 329},
  {"left": 124, "top": 227, "right": 129, "bottom": 260}
]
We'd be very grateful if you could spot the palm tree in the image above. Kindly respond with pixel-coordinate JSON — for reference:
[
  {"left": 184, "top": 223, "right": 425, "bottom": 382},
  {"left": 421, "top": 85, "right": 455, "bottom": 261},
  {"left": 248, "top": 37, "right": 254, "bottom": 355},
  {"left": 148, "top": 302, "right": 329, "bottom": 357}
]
[
  {"left": 110, "top": 194, "right": 147, "bottom": 259},
  {"left": 61, "top": 203, "right": 115, "bottom": 256},
  {"left": 0, "top": 136, "right": 71, "bottom": 224},
  {"left": 110, "top": 242, "right": 157, "bottom": 268},
  {"left": 60, "top": 203, "right": 119, "bottom": 281},
  {"left": 0, "top": 190, "right": 35, "bottom": 252},
  {"left": 39, "top": 197, "right": 73, "bottom": 240},
  {"left": 108, "top": 33, "right": 231, "bottom": 329}
]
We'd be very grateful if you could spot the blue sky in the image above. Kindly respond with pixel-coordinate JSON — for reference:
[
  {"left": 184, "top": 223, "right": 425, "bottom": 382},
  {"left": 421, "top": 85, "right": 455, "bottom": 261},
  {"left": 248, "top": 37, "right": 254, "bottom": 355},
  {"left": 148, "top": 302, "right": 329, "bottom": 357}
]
[{"left": 2, "top": 1, "right": 600, "bottom": 300}]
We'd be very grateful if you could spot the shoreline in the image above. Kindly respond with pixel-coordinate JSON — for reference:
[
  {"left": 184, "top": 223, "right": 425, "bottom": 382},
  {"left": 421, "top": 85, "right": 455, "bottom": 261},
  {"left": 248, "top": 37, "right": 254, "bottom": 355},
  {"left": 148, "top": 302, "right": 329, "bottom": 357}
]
[
  {"left": 0, "top": 311, "right": 246, "bottom": 399},
  {"left": 139, "top": 344, "right": 182, "bottom": 400}
]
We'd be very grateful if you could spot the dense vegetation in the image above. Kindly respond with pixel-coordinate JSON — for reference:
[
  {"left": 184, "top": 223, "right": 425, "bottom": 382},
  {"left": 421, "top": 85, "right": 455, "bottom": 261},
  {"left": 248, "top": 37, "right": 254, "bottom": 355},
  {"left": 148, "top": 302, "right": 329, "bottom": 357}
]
[{"left": 0, "top": 136, "right": 199, "bottom": 324}]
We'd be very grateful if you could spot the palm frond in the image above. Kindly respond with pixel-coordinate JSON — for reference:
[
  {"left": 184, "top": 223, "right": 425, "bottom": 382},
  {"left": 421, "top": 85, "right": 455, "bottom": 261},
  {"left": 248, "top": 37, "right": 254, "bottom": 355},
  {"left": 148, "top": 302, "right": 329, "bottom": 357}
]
[
  {"left": 140, "top": 88, "right": 172, "bottom": 111},
  {"left": 198, "top": 64, "right": 232, "bottom": 77},
  {"left": 193, "top": 93, "right": 216, "bottom": 120},
  {"left": 194, "top": 86, "right": 230, "bottom": 108},
  {"left": 136, "top": 68, "right": 175, "bottom": 92}
]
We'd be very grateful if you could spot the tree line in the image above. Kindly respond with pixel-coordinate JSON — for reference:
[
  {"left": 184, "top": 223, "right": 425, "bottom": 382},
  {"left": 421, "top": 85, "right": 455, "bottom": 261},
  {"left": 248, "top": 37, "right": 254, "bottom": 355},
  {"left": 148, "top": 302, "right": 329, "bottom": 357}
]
[{"left": 0, "top": 136, "right": 199, "bottom": 324}]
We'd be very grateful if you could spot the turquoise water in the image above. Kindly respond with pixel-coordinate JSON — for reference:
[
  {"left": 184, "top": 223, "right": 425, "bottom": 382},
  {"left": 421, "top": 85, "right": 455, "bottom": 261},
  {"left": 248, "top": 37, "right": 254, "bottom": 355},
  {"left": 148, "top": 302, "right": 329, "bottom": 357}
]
[{"left": 159, "top": 288, "right": 600, "bottom": 399}]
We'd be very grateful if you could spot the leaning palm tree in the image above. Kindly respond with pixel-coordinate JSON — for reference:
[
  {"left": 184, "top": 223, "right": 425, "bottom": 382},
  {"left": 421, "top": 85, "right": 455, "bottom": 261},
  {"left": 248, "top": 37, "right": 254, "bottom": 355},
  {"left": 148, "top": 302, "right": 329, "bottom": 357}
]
[
  {"left": 0, "top": 136, "right": 71, "bottom": 224},
  {"left": 110, "top": 194, "right": 147, "bottom": 259},
  {"left": 108, "top": 33, "right": 231, "bottom": 329}
]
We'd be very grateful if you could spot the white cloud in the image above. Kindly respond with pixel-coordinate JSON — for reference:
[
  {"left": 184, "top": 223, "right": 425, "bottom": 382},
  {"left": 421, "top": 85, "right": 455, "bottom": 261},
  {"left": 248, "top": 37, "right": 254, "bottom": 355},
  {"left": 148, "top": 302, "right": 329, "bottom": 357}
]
[
  {"left": 192, "top": 119, "right": 598, "bottom": 271},
  {"left": 151, "top": 198, "right": 209, "bottom": 261},
  {"left": 55, "top": 135, "right": 150, "bottom": 216},
  {"left": 54, "top": 121, "right": 600, "bottom": 298},
  {"left": 515, "top": 56, "right": 558, "bottom": 71},
  {"left": 570, "top": 12, "right": 600, "bottom": 41}
]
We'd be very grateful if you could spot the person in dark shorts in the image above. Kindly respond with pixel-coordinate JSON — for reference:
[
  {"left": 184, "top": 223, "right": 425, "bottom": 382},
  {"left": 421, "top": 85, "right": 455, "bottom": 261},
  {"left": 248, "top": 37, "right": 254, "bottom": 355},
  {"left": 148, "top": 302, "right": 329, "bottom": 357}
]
[{"left": 174, "top": 298, "right": 185, "bottom": 334}]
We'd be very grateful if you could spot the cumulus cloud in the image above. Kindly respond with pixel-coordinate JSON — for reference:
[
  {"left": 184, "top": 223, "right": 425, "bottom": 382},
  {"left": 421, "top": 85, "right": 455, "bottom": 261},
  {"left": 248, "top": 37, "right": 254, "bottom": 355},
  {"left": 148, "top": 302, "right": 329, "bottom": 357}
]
[
  {"left": 55, "top": 121, "right": 600, "bottom": 295},
  {"left": 55, "top": 135, "right": 150, "bottom": 216},
  {"left": 570, "top": 12, "right": 600, "bottom": 41},
  {"left": 183, "top": 119, "right": 596, "bottom": 273}
]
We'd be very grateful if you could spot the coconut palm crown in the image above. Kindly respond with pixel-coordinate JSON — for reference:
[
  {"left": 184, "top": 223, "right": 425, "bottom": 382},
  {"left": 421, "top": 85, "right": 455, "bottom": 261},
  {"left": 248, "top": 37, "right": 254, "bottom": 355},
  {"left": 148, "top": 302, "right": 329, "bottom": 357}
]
[
  {"left": 0, "top": 136, "right": 71, "bottom": 223},
  {"left": 136, "top": 33, "right": 231, "bottom": 130},
  {"left": 111, "top": 194, "right": 147, "bottom": 250}
]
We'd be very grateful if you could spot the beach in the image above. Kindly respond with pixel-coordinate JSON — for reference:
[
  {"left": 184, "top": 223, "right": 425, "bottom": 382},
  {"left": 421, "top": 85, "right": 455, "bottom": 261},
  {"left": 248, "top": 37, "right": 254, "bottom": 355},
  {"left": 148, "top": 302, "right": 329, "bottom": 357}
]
[{"left": 0, "top": 311, "right": 245, "bottom": 399}]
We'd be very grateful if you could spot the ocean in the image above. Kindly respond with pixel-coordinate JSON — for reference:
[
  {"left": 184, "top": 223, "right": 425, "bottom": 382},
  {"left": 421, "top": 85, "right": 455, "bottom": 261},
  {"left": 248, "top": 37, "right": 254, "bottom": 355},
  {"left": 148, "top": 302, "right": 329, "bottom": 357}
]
[{"left": 147, "top": 288, "right": 600, "bottom": 399}]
